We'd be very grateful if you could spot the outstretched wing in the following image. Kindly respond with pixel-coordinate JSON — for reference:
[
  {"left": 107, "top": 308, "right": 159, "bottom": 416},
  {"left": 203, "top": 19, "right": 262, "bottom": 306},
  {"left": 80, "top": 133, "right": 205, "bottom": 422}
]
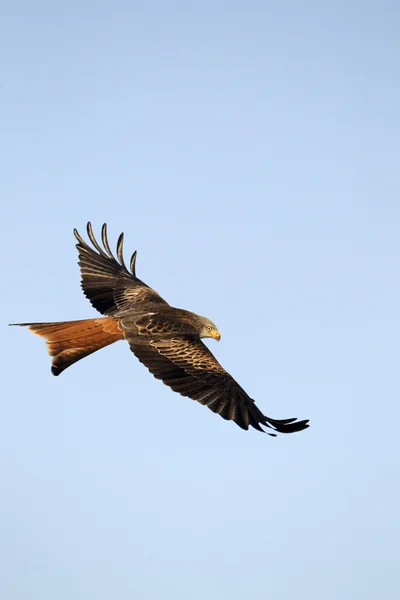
[
  {"left": 74, "top": 222, "right": 168, "bottom": 316},
  {"left": 122, "top": 329, "right": 309, "bottom": 435}
]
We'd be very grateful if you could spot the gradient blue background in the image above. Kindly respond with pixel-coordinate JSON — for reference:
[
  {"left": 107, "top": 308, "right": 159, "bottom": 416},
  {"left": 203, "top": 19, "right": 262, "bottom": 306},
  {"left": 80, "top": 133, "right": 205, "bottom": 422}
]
[{"left": 2, "top": 2, "right": 399, "bottom": 599}]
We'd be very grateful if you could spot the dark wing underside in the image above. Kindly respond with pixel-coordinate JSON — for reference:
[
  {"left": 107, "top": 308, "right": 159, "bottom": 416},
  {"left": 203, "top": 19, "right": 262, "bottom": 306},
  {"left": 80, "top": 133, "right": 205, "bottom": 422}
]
[
  {"left": 122, "top": 328, "right": 309, "bottom": 435},
  {"left": 74, "top": 222, "right": 168, "bottom": 316}
]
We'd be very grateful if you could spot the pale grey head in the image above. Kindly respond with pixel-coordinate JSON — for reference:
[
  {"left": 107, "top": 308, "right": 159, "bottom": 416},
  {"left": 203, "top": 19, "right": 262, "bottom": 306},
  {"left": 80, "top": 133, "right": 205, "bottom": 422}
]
[{"left": 197, "top": 316, "right": 221, "bottom": 341}]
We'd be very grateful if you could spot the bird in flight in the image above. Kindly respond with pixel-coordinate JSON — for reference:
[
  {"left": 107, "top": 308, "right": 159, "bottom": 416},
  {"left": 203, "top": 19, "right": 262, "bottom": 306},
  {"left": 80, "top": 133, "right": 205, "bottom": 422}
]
[{"left": 12, "top": 223, "right": 309, "bottom": 436}]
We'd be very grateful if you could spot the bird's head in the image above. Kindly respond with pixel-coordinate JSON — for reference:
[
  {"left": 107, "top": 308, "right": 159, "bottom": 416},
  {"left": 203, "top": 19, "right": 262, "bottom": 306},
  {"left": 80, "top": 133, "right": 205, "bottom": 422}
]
[{"left": 199, "top": 318, "right": 221, "bottom": 341}]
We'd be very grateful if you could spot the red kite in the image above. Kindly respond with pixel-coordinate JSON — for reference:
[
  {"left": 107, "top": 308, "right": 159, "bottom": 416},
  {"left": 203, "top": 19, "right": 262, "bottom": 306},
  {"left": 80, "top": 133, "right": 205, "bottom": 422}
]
[{"left": 12, "top": 223, "right": 309, "bottom": 436}]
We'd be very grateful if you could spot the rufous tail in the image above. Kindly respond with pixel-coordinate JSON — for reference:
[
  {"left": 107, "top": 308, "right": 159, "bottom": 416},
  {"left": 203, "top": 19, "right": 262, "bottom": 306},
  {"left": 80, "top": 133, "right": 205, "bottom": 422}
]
[{"left": 12, "top": 317, "right": 123, "bottom": 375}]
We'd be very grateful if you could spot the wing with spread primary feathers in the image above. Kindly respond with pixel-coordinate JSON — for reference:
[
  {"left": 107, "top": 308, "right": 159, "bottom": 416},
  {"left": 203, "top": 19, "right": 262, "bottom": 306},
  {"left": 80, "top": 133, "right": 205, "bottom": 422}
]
[
  {"left": 74, "top": 222, "right": 168, "bottom": 316},
  {"left": 122, "top": 328, "right": 309, "bottom": 435}
]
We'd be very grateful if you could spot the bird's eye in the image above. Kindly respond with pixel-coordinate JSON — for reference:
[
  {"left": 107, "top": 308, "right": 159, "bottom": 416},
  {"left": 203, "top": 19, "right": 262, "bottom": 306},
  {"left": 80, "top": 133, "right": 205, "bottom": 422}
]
[{"left": 207, "top": 326, "right": 212, "bottom": 331}]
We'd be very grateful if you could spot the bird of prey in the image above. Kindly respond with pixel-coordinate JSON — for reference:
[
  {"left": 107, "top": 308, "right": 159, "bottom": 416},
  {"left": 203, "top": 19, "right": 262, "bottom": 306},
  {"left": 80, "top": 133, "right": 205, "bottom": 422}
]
[{"left": 12, "top": 223, "right": 309, "bottom": 436}]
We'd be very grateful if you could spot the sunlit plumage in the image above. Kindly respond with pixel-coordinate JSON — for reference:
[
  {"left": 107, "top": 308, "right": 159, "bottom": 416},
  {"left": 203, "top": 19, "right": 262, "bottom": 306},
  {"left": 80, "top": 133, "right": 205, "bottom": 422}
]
[{"left": 12, "top": 223, "right": 309, "bottom": 436}]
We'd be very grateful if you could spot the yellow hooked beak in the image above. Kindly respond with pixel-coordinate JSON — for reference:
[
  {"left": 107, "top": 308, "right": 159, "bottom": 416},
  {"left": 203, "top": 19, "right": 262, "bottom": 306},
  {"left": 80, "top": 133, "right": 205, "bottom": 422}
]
[{"left": 211, "top": 331, "right": 221, "bottom": 341}]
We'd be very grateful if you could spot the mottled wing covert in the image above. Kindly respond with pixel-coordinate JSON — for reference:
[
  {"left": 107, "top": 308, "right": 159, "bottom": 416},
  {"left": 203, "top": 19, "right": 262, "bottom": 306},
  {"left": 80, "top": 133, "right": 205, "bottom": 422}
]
[{"left": 124, "top": 333, "right": 309, "bottom": 435}]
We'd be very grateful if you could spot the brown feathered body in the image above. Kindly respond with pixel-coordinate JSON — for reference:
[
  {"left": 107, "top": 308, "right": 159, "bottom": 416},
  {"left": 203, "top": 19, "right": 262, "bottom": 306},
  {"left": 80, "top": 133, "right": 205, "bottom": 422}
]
[{"left": 12, "top": 223, "right": 309, "bottom": 436}]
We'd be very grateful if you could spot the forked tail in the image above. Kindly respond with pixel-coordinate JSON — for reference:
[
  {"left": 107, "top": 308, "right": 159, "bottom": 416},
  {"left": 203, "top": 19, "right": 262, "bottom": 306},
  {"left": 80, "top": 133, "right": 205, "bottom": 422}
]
[{"left": 10, "top": 317, "right": 123, "bottom": 375}]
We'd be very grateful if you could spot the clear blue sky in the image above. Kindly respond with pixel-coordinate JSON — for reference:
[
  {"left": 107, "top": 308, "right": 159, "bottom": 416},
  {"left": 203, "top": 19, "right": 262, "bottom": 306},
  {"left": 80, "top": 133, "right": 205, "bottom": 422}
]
[{"left": 1, "top": 1, "right": 399, "bottom": 599}]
